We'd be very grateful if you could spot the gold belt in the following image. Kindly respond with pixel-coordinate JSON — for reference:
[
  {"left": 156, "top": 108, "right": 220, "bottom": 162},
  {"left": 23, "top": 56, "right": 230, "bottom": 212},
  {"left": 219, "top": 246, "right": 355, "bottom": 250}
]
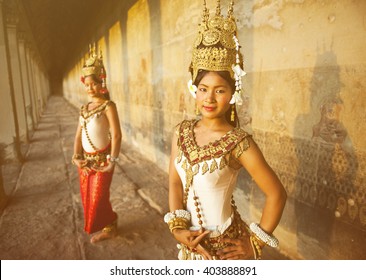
[
  {"left": 83, "top": 149, "right": 109, "bottom": 166},
  {"left": 200, "top": 210, "right": 250, "bottom": 257}
]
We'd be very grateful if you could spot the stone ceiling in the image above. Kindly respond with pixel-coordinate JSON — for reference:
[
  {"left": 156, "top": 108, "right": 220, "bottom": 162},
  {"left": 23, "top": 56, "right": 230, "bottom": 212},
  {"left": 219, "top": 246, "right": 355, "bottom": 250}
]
[
  {"left": 5, "top": 0, "right": 136, "bottom": 85},
  {"left": 16, "top": 0, "right": 104, "bottom": 80}
]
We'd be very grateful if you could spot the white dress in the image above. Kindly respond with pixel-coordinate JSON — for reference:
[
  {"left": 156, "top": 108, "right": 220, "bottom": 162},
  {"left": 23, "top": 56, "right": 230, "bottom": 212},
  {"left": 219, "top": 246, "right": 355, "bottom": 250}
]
[
  {"left": 175, "top": 156, "right": 239, "bottom": 232},
  {"left": 174, "top": 119, "right": 251, "bottom": 259},
  {"left": 80, "top": 101, "right": 111, "bottom": 153}
]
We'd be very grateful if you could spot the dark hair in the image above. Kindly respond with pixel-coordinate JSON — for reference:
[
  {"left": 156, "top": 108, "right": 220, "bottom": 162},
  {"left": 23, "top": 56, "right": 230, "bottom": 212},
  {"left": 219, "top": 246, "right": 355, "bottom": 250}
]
[
  {"left": 193, "top": 70, "right": 239, "bottom": 127},
  {"left": 102, "top": 92, "right": 111, "bottom": 101}
]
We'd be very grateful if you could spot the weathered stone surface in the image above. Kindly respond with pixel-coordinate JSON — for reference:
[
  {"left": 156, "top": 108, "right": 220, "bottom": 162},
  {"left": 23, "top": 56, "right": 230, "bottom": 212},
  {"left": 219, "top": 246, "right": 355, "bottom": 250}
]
[{"left": 4, "top": 0, "right": 365, "bottom": 260}]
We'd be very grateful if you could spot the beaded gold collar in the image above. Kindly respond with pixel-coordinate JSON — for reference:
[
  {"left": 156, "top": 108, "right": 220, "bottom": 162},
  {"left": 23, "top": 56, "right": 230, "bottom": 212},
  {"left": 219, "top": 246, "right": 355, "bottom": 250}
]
[
  {"left": 177, "top": 119, "right": 250, "bottom": 166},
  {"left": 80, "top": 100, "right": 111, "bottom": 120}
]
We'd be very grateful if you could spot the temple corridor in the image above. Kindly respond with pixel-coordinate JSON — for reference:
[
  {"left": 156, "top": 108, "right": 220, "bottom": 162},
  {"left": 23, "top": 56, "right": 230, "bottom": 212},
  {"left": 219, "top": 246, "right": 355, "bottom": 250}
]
[{"left": 1, "top": 0, "right": 365, "bottom": 259}]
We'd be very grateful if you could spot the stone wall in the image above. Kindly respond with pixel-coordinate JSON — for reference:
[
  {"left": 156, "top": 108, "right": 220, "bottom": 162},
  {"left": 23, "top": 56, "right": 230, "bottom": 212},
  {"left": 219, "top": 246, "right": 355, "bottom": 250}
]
[{"left": 63, "top": 0, "right": 366, "bottom": 259}]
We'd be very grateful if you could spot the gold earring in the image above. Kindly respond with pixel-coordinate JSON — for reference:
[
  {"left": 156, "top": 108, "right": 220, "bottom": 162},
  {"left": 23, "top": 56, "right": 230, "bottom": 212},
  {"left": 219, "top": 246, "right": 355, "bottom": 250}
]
[
  {"left": 231, "top": 105, "right": 235, "bottom": 122},
  {"left": 196, "top": 105, "right": 200, "bottom": 115}
]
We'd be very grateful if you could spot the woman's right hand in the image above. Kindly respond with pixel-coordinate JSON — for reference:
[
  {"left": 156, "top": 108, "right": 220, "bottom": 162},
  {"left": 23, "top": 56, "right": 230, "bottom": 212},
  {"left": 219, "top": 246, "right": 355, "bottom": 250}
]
[
  {"left": 74, "top": 159, "right": 92, "bottom": 173},
  {"left": 172, "top": 228, "right": 212, "bottom": 260}
]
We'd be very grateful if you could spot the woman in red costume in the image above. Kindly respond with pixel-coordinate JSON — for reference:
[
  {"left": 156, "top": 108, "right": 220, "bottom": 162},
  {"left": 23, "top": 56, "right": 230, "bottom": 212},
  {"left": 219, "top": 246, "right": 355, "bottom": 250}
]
[{"left": 72, "top": 45, "right": 122, "bottom": 243}]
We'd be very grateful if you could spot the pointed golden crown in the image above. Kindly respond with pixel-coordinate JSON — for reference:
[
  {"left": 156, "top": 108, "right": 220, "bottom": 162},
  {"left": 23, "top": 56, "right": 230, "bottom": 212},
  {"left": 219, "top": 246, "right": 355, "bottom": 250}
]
[
  {"left": 189, "top": 0, "right": 243, "bottom": 82},
  {"left": 81, "top": 43, "right": 106, "bottom": 79}
]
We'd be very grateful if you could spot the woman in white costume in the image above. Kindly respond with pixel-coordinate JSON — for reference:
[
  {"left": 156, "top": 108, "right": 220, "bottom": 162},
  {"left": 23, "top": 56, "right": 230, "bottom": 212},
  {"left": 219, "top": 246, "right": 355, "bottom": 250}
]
[{"left": 165, "top": 0, "right": 287, "bottom": 260}]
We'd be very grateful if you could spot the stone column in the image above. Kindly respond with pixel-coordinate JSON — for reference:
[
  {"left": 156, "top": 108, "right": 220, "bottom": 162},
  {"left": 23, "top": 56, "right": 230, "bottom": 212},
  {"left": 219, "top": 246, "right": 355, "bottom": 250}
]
[
  {"left": 0, "top": 167, "right": 6, "bottom": 211},
  {"left": 0, "top": 0, "right": 9, "bottom": 211},
  {"left": 0, "top": 0, "right": 21, "bottom": 163},
  {"left": 40, "top": 70, "right": 50, "bottom": 103},
  {"left": 25, "top": 46, "right": 39, "bottom": 124},
  {"left": 6, "top": 10, "right": 29, "bottom": 143},
  {"left": 18, "top": 32, "right": 34, "bottom": 134},
  {"left": 32, "top": 59, "right": 43, "bottom": 116}
]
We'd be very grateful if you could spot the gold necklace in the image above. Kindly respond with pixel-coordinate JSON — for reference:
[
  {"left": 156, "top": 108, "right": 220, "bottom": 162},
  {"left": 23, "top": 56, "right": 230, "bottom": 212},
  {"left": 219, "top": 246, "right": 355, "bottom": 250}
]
[{"left": 81, "top": 100, "right": 109, "bottom": 120}]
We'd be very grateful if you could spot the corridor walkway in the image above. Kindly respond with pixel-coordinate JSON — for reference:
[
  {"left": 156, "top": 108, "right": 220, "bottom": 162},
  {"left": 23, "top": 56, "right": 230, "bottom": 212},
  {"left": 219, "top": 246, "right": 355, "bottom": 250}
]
[
  {"left": 0, "top": 96, "right": 286, "bottom": 260},
  {"left": 0, "top": 96, "right": 176, "bottom": 260}
]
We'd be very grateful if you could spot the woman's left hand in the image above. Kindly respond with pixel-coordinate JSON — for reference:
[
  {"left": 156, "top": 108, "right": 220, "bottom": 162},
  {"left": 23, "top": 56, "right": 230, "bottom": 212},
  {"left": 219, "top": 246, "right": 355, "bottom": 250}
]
[
  {"left": 91, "top": 162, "right": 115, "bottom": 173},
  {"left": 216, "top": 237, "right": 254, "bottom": 260}
]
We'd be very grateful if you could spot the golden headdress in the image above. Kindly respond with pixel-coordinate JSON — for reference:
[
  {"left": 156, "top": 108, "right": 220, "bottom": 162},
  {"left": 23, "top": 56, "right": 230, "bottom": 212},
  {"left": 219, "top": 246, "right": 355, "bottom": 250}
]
[
  {"left": 81, "top": 43, "right": 108, "bottom": 93},
  {"left": 188, "top": 0, "right": 245, "bottom": 105}
]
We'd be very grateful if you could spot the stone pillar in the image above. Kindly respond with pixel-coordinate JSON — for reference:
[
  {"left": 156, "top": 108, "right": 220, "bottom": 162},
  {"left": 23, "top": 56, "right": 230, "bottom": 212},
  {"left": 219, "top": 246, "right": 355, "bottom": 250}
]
[
  {"left": 0, "top": 0, "right": 8, "bottom": 210},
  {"left": 17, "top": 32, "right": 34, "bottom": 134},
  {"left": 0, "top": 0, "right": 21, "bottom": 163},
  {"left": 6, "top": 10, "right": 29, "bottom": 143},
  {"left": 40, "top": 70, "right": 50, "bottom": 102},
  {"left": 33, "top": 59, "right": 43, "bottom": 115},
  {"left": 25, "top": 46, "right": 39, "bottom": 124},
  {"left": 0, "top": 162, "right": 6, "bottom": 211}
]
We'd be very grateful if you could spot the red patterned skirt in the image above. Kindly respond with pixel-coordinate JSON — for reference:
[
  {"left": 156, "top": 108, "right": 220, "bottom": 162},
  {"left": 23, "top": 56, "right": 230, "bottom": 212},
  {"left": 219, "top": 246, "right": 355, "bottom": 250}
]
[{"left": 78, "top": 146, "right": 117, "bottom": 234}]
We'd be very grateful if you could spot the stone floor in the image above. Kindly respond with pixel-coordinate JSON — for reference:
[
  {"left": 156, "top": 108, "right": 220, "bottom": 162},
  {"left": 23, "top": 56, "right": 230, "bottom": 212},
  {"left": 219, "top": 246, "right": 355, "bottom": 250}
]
[{"left": 0, "top": 95, "right": 288, "bottom": 260}]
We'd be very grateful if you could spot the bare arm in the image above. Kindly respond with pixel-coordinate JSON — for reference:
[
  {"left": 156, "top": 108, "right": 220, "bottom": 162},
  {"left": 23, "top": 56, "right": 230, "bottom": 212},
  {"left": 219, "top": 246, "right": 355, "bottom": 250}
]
[
  {"left": 73, "top": 121, "right": 83, "bottom": 155},
  {"left": 168, "top": 131, "right": 184, "bottom": 211},
  {"left": 72, "top": 119, "right": 90, "bottom": 170},
  {"left": 238, "top": 137, "right": 287, "bottom": 234},
  {"left": 105, "top": 102, "right": 122, "bottom": 158},
  {"left": 217, "top": 137, "right": 287, "bottom": 260}
]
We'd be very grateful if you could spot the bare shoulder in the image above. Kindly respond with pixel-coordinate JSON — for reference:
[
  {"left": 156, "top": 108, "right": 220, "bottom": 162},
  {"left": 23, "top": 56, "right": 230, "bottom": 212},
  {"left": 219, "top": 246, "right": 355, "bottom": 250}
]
[
  {"left": 106, "top": 100, "right": 116, "bottom": 108},
  {"left": 240, "top": 136, "right": 264, "bottom": 158},
  {"left": 104, "top": 100, "right": 118, "bottom": 114}
]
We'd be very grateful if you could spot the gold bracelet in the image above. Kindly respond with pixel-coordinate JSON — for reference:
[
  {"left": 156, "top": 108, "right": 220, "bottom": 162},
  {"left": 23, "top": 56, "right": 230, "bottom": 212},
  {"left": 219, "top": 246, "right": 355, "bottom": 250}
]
[
  {"left": 170, "top": 225, "right": 188, "bottom": 233},
  {"left": 167, "top": 217, "right": 190, "bottom": 233},
  {"left": 252, "top": 234, "right": 266, "bottom": 248},
  {"left": 250, "top": 235, "right": 262, "bottom": 260}
]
